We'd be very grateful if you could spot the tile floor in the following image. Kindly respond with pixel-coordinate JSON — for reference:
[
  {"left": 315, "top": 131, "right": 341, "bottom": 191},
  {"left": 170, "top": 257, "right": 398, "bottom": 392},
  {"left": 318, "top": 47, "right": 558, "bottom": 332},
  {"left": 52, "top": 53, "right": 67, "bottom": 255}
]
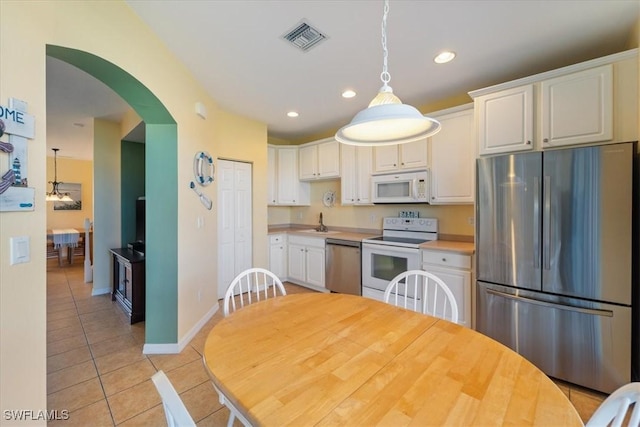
[{"left": 46, "top": 260, "right": 607, "bottom": 426}]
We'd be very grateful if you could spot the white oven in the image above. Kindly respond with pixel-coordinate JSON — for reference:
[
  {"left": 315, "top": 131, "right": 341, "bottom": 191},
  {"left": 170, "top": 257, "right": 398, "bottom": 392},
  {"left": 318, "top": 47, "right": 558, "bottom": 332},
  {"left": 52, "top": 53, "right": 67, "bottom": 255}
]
[{"left": 361, "top": 217, "right": 438, "bottom": 303}]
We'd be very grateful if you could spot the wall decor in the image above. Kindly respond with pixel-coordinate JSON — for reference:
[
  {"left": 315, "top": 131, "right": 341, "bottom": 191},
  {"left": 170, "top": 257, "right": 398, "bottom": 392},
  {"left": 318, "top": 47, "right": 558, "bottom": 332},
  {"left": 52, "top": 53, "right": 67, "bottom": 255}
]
[
  {"left": 193, "top": 151, "right": 214, "bottom": 186},
  {"left": 53, "top": 183, "right": 82, "bottom": 210}
]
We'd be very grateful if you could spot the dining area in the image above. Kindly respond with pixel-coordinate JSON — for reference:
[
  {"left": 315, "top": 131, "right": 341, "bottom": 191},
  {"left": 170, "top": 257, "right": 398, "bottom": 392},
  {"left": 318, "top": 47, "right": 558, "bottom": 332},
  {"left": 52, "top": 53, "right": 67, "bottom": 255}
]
[
  {"left": 46, "top": 226, "right": 92, "bottom": 267},
  {"left": 150, "top": 268, "right": 638, "bottom": 427}
]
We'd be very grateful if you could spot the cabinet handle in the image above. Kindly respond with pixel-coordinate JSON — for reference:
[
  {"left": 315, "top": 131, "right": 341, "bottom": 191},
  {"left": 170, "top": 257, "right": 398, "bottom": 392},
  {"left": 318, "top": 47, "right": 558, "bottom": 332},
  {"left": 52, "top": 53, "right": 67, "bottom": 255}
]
[
  {"left": 394, "top": 163, "right": 397, "bottom": 166},
  {"left": 442, "top": 258, "right": 446, "bottom": 262},
  {"left": 543, "top": 138, "right": 549, "bottom": 143},
  {"left": 401, "top": 162, "right": 405, "bottom": 165},
  {"left": 431, "top": 196, "right": 435, "bottom": 200},
  {"left": 526, "top": 140, "right": 532, "bottom": 145}
]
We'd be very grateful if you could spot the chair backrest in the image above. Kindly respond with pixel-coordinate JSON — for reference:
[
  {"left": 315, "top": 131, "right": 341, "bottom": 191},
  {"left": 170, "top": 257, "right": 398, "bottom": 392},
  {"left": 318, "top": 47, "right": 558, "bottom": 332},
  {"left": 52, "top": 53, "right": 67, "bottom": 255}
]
[
  {"left": 586, "top": 382, "right": 640, "bottom": 427},
  {"left": 384, "top": 269, "right": 459, "bottom": 323},
  {"left": 151, "top": 370, "right": 196, "bottom": 427},
  {"left": 223, "top": 267, "right": 287, "bottom": 317}
]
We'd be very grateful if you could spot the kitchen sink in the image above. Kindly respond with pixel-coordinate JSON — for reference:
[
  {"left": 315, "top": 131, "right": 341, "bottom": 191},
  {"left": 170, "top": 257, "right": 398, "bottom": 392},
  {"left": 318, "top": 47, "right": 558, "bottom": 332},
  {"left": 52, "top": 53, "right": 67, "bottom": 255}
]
[{"left": 299, "top": 229, "right": 341, "bottom": 234}]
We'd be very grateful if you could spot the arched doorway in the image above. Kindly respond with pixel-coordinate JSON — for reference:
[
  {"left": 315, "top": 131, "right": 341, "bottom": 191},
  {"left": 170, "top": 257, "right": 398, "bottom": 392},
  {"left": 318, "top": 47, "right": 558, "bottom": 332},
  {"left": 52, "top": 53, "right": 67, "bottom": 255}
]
[{"left": 47, "top": 45, "right": 178, "bottom": 346}]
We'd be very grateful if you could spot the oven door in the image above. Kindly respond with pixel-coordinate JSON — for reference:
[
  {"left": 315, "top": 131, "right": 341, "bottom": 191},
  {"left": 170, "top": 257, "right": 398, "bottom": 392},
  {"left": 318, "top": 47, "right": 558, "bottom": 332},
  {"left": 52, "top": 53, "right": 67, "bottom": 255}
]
[{"left": 362, "top": 243, "right": 421, "bottom": 295}]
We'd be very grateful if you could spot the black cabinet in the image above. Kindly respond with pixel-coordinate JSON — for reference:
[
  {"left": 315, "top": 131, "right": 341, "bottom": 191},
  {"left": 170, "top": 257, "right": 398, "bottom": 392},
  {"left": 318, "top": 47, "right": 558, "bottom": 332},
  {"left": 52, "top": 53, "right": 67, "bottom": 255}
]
[{"left": 110, "top": 248, "right": 145, "bottom": 324}]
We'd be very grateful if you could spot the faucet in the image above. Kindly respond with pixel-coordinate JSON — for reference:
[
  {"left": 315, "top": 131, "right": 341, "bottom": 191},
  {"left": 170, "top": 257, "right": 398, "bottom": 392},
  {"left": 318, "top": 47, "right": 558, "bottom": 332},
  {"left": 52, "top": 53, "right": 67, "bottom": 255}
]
[{"left": 316, "top": 212, "right": 328, "bottom": 232}]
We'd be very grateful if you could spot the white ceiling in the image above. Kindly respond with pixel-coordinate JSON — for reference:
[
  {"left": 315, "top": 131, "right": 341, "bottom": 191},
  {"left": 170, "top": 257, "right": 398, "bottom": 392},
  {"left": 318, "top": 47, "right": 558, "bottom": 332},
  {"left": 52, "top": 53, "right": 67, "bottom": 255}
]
[{"left": 47, "top": 0, "right": 639, "bottom": 159}]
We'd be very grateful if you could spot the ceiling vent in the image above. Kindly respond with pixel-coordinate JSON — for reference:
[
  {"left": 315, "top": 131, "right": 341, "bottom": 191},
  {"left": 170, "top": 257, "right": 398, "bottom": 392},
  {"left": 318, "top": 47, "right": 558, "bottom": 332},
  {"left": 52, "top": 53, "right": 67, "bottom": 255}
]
[{"left": 282, "top": 21, "right": 327, "bottom": 52}]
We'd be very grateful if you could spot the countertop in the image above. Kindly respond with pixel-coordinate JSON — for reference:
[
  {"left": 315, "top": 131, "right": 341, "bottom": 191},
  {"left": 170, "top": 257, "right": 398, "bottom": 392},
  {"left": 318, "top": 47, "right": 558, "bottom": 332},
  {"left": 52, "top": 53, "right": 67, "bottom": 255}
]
[{"left": 269, "top": 226, "right": 475, "bottom": 254}]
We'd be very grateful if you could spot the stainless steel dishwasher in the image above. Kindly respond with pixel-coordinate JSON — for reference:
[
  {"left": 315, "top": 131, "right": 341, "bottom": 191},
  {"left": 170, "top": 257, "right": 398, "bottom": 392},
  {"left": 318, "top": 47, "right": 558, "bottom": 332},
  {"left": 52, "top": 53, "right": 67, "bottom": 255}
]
[{"left": 325, "top": 238, "right": 361, "bottom": 295}]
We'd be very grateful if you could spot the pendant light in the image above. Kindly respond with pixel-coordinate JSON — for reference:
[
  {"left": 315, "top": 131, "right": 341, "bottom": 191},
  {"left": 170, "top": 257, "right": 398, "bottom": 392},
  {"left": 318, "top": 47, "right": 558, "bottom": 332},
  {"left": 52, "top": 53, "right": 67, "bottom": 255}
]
[
  {"left": 335, "top": 0, "right": 441, "bottom": 146},
  {"left": 46, "top": 148, "right": 73, "bottom": 202}
]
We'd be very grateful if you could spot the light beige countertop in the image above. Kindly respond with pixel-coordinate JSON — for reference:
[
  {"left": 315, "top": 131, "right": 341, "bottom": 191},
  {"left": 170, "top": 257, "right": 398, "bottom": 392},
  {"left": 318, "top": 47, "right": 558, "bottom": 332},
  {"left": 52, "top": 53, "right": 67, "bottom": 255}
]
[
  {"left": 268, "top": 226, "right": 378, "bottom": 242},
  {"left": 420, "top": 240, "right": 475, "bottom": 255}
]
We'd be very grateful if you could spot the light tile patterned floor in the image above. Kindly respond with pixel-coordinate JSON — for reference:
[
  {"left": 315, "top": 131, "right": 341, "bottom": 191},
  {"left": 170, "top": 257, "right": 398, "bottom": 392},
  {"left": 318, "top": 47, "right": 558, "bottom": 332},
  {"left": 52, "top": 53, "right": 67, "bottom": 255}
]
[{"left": 46, "top": 260, "right": 606, "bottom": 425}]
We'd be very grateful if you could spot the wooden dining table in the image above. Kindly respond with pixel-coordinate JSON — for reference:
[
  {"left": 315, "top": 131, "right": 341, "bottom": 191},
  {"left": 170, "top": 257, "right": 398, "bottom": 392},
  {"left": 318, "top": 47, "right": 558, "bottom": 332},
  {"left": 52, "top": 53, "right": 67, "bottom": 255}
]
[{"left": 203, "top": 293, "right": 583, "bottom": 426}]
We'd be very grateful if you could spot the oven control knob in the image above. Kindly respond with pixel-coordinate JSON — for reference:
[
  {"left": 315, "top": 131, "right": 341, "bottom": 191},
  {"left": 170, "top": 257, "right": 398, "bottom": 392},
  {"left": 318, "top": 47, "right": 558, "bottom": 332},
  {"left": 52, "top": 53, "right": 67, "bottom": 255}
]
[
  {"left": 418, "top": 219, "right": 426, "bottom": 225},
  {"left": 390, "top": 218, "right": 398, "bottom": 224}
]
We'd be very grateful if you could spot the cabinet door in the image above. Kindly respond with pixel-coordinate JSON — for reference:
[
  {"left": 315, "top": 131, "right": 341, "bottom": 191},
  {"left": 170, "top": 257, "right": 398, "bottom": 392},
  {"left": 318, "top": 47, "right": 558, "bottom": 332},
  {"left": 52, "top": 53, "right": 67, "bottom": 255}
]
[
  {"left": 355, "top": 146, "right": 373, "bottom": 204},
  {"left": 267, "top": 146, "right": 277, "bottom": 205},
  {"left": 429, "top": 109, "right": 474, "bottom": 204},
  {"left": 399, "top": 139, "right": 428, "bottom": 169},
  {"left": 340, "top": 144, "right": 357, "bottom": 204},
  {"left": 477, "top": 85, "right": 534, "bottom": 155},
  {"left": 299, "top": 145, "right": 318, "bottom": 180},
  {"left": 287, "top": 243, "right": 306, "bottom": 282},
  {"left": 541, "top": 64, "right": 613, "bottom": 148},
  {"left": 424, "top": 264, "right": 471, "bottom": 328},
  {"left": 269, "top": 243, "right": 286, "bottom": 279},
  {"left": 317, "top": 140, "right": 340, "bottom": 178},
  {"left": 373, "top": 145, "right": 399, "bottom": 173},
  {"left": 305, "top": 247, "right": 325, "bottom": 288},
  {"left": 277, "top": 147, "right": 299, "bottom": 204}
]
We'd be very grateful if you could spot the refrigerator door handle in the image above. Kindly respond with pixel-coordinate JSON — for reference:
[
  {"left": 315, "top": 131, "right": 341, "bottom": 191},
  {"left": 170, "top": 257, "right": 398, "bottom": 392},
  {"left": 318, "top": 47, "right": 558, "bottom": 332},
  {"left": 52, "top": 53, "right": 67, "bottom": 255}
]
[
  {"left": 533, "top": 177, "right": 540, "bottom": 269},
  {"left": 543, "top": 175, "right": 551, "bottom": 270},
  {"left": 486, "top": 288, "right": 614, "bottom": 317}
]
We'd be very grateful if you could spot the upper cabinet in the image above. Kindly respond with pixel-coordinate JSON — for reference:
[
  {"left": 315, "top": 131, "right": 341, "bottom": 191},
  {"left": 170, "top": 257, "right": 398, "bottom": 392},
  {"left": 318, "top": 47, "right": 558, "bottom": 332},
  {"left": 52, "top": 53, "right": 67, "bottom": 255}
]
[
  {"left": 341, "top": 144, "right": 373, "bottom": 205},
  {"left": 470, "top": 49, "right": 637, "bottom": 156},
  {"left": 373, "top": 139, "right": 428, "bottom": 174},
  {"left": 267, "top": 145, "right": 310, "bottom": 206},
  {"left": 299, "top": 138, "right": 340, "bottom": 180},
  {"left": 428, "top": 105, "right": 475, "bottom": 204}
]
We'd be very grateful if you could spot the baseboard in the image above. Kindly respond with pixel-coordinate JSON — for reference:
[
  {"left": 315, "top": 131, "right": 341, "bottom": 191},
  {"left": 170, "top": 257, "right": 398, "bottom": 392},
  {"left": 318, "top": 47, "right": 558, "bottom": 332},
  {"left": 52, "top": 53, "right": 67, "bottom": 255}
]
[
  {"left": 91, "top": 286, "right": 110, "bottom": 296},
  {"left": 143, "top": 303, "right": 220, "bottom": 355}
]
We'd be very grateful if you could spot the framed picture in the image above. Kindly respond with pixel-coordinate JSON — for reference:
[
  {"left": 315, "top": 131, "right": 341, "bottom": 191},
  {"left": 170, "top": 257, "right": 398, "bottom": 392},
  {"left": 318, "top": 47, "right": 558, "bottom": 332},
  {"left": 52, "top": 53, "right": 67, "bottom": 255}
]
[{"left": 53, "top": 183, "right": 82, "bottom": 210}]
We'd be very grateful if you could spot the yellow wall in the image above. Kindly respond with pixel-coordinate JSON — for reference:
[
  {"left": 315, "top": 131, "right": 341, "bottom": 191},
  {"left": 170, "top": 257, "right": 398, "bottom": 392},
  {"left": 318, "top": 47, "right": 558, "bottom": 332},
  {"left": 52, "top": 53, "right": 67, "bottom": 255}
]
[
  {"left": 46, "top": 157, "right": 93, "bottom": 229},
  {"left": 0, "top": 0, "right": 267, "bottom": 418}
]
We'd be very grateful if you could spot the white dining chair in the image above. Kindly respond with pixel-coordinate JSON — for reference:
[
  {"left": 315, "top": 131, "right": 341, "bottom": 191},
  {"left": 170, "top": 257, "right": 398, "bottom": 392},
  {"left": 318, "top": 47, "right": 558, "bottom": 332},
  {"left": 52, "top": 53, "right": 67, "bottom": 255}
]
[
  {"left": 223, "top": 267, "right": 287, "bottom": 317},
  {"left": 384, "top": 269, "right": 459, "bottom": 323},
  {"left": 150, "top": 370, "right": 196, "bottom": 427},
  {"left": 585, "top": 382, "right": 640, "bottom": 427}
]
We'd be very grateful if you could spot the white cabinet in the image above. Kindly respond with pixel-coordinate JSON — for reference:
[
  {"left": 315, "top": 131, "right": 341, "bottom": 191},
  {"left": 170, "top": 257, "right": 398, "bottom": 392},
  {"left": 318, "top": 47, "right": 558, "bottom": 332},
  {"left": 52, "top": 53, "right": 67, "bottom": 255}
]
[
  {"left": 268, "top": 234, "right": 287, "bottom": 280},
  {"left": 373, "top": 139, "right": 428, "bottom": 174},
  {"left": 287, "top": 235, "right": 325, "bottom": 290},
  {"left": 471, "top": 50, "right": 637, "bottom": 155},
  {"left": 340, "top": 144, "right": 373, "bottom": 205},
  {"left": 540, "top": 65, "right": 612, "bottom": 148},
  {"left": 476, "top": 85, "right": 534, "bottom": 155},
  {"left": 422, "top": 249, "right": 472, "bottom": 328},
  {"left": 268, "top": 145, "right": 310, "bottom": 206},
  {"left": 299, "top": 138, "right": 340, "bottom": 180},
  {"left": 428, "top": 105, "right": 475, "bottom": 204}
]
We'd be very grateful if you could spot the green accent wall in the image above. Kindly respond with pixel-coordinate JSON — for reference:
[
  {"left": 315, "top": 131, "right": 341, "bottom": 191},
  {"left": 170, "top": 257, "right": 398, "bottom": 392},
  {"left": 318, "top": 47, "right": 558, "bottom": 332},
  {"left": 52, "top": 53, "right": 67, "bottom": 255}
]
[
  {"left": 121, "top": 141, "right": 145, "bottom": 245},
  {"left": 47, "top": 45, "right": 179, "bottom": 345}
]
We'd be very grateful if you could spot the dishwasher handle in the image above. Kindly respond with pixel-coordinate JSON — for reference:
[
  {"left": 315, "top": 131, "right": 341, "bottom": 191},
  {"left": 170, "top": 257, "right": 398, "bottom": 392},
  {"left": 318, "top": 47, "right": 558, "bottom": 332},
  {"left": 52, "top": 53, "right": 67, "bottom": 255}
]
[{"left": 325, "top": 238, "right": 361, "bottom": 248}]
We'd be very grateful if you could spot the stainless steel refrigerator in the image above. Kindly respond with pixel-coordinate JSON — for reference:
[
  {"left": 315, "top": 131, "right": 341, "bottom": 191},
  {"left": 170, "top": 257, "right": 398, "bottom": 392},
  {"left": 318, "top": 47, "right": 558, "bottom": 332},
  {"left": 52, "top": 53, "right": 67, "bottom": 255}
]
[{"left": 476, "top": 141, "right": 638, "bottom": 394}]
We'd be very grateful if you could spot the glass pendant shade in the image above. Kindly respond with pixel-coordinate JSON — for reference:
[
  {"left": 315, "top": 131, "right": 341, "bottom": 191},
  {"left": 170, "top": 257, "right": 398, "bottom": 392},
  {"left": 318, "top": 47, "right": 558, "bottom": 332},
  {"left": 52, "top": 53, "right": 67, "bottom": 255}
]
[{"left": 335, "top": 0, "right": 441, "bottom": 146}]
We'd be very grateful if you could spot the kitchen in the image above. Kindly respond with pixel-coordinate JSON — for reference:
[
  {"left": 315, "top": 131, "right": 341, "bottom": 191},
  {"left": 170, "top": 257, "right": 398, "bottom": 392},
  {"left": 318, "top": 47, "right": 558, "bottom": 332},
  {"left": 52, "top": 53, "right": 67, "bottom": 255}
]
[{"left": 2, "top": 0, "right": 636, "bottom": 422}]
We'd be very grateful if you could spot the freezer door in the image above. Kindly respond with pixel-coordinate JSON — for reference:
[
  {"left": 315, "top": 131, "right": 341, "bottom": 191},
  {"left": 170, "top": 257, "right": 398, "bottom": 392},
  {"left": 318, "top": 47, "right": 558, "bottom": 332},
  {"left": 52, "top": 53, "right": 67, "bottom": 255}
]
[
  {"left": 477, "top": 152, "right": 542, "bottom": 289},
  {"left": 543, "top": 143, "right": 633, "bottom": 304},
  {"left": 477, "top": 281, "right": 631, "bottom": 394}
]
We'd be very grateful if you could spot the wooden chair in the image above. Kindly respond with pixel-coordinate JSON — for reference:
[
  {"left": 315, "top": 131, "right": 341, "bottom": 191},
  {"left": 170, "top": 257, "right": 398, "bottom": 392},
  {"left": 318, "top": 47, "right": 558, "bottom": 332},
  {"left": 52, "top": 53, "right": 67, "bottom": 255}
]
[
  {"left": 46, "top": 239, "right": 63, "bottom": 267},
  {"left": 150, "top": 370, "right": 196, "bottom": 427},
  {"left": 67, "top": 234, "right": 85, "bottom": 264},
  {"left": 384, "top": 269, "right": 459, "bottom": 323},
  {"left": 586, "top": 382, "right": 640, "bottom": 427},
  {"left": 223, "top": 267, "right": 287, "bottom": 317}
]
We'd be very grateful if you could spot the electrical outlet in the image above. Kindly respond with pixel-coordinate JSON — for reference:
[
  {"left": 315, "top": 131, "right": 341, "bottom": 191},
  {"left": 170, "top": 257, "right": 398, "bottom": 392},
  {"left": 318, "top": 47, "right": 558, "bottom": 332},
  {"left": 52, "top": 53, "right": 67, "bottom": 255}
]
[
  {"left": 370, "top": 214, "right": 377, "bottom": 224},
  {"left": 297, "top": 212, "right": 303, "bottom": 220},
  {"left": 468, "top": 216, "right": 474, "bottom": 225},
  {"left": 198, "top": 289, "right": 202, "bottom": 302}
]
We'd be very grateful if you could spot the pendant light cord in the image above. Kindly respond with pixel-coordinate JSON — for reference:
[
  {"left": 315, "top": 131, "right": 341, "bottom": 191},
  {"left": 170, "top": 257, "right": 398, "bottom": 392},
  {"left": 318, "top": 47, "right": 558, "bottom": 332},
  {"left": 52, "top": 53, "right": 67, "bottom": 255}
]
[{"left": 380, "top": 0, "right": 391, "bottom": 87}]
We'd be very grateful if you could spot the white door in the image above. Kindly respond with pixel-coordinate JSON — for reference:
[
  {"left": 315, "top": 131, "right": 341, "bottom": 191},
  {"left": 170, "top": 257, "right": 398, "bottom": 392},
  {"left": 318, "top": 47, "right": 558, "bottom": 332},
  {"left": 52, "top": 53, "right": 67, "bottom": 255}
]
[{"left": 217, "top": 159, "right": 253, "bottom": 298}]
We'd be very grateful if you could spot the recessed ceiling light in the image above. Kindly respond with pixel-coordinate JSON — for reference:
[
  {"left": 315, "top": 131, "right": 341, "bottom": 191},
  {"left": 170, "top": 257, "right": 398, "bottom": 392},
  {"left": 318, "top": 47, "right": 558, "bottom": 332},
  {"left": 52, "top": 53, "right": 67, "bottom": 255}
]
[
  {"left": 342, "top": 90, "right": 356, "bottom": 99},
  {"left": 434, "top": 51, "right": 456, "bottom": 64},
  {"left": 287, "top": 111, "right": 299, "bottom": 118}
]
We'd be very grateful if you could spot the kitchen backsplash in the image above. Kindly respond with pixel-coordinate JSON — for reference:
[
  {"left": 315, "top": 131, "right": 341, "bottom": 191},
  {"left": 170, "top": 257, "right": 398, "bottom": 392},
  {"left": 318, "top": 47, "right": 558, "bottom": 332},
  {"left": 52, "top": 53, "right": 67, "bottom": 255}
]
[{"left": 268, "top": 179, "right": 475, "bottom": 237}]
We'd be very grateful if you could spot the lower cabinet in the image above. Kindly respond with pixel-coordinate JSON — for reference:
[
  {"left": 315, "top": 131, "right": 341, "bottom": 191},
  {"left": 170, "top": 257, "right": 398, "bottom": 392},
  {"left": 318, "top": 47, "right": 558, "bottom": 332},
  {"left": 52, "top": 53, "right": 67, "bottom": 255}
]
[
  {"left": 422, "top": 249, "right": 472, "bottom": 328},
  {"left": 110, "top": 248, "right": 145, "bottom": 324},
  {"left": 268, "top": 234, "right": 287, "bottom": 280},
  {"left": 287, "top": 235, "right": 326, "bottom": 291}
]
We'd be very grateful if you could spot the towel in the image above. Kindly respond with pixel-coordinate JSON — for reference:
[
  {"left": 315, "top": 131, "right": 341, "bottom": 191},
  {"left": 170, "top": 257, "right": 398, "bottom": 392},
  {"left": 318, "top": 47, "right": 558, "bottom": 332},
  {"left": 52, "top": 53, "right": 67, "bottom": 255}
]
[{"left": 52, "top": 229, "right": 79, "bottom": 249}]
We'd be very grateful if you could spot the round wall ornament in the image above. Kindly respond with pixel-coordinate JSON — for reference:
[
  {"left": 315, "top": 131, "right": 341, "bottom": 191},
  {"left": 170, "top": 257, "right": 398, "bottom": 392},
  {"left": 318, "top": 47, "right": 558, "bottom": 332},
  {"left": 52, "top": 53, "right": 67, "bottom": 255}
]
[{"left": 193, "top": 151, "right": 214, "bottom": 186}]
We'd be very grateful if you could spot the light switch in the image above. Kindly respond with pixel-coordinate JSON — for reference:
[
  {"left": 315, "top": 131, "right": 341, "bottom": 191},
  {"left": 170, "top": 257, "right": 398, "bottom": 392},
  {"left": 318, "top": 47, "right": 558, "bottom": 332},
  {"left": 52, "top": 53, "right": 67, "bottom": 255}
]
[{"left": 10, "top": 236, "right": 30, "bottom": 265}]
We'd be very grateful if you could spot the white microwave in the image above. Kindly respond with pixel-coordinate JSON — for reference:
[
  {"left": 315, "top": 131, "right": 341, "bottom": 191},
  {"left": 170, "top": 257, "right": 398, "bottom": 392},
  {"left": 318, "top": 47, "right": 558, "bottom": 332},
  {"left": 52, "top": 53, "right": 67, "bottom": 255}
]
[{"left": 371, "top": 171, "right": 430, "bottom": 204}]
